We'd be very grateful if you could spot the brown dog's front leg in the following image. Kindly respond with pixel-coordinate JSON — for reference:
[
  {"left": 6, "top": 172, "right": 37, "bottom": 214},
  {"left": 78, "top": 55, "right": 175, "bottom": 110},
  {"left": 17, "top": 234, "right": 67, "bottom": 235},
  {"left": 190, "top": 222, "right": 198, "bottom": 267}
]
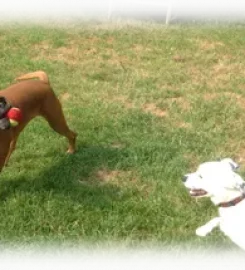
[
  {"left": 4, "top": 138, "right": 17, "bottom": 166},
  {"left": 0, "top": 145, "right": 10, "bottom": 173}
]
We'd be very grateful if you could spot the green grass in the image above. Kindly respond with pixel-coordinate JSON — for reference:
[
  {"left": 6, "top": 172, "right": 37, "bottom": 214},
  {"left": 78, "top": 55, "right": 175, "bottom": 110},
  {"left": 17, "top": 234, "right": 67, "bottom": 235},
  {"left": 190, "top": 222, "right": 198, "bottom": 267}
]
[{"left": 0, "top": 22, "right": 245, "bottom": 250}]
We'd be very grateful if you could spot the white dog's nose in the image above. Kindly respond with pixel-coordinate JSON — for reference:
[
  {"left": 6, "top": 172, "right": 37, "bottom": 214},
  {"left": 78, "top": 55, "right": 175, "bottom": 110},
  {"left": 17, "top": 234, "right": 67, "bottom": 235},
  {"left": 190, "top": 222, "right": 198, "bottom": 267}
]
[{"left": 182, "top": 175, "right": 188, "bottom": 182}]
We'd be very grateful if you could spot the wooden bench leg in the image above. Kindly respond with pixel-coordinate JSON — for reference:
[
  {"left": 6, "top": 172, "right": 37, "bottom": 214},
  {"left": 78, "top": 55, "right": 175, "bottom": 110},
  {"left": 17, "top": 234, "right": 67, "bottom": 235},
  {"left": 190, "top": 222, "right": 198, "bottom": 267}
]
[
  {"left": 166, "top": 0, "right": 173, "bottom": 24},
  {"left": 108, "top": 0, "right": 115, "bottom": 19}
]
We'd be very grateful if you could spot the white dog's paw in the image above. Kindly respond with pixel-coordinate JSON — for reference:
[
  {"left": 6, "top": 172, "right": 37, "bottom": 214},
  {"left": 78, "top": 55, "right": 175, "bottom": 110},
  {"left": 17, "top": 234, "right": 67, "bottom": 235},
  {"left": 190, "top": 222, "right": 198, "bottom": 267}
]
[{"left": 196, "top": 226, "right": 209, "bottom": 237}]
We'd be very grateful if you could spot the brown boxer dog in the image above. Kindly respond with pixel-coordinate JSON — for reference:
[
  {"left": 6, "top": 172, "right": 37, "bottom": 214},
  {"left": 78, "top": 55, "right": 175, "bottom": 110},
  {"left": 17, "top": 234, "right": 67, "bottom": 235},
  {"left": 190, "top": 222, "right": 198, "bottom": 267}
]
[{"left": 0, "top": 71, "right": 77, "bottom": 172}]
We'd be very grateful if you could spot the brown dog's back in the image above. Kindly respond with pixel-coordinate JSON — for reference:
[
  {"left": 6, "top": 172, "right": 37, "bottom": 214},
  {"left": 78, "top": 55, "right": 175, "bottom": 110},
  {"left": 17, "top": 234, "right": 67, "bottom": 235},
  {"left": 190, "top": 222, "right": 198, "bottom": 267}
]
[{"left": 0, "top": 71, "right": 53, "bottom": 119}]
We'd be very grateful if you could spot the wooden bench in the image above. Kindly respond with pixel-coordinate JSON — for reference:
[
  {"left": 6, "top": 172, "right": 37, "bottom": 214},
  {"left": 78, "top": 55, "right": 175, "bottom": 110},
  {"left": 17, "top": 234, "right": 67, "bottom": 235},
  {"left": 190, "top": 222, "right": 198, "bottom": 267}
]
[{"left": 108, "top": 0, "right": 176, "bottom": 24}]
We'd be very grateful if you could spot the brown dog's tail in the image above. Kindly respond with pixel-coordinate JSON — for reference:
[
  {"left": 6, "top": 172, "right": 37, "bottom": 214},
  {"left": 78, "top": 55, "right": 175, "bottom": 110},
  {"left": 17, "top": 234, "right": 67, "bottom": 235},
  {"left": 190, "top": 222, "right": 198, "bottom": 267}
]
[{"left": 15, "top": 70, "right": 49, "bottom": 84}]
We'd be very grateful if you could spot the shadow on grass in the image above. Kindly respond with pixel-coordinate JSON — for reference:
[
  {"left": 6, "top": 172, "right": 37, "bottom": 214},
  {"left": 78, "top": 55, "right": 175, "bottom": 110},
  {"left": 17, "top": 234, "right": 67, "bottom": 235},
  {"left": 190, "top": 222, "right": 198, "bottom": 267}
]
[{"left": 0, "top": 144, "right": 133, "bottom": 209}]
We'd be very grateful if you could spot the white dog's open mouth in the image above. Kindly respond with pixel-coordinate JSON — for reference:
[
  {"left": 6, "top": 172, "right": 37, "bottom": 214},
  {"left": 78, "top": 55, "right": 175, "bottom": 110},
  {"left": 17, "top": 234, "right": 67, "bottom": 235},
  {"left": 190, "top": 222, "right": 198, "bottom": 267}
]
[{"left": 189, "top": 189, "right": 208, "bottom": 197}]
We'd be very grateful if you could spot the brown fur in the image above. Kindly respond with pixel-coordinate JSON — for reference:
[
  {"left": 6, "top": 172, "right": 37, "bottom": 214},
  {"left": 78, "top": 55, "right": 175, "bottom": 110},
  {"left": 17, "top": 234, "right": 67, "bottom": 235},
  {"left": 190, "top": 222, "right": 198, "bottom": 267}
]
[{"left": 0, "top": 70, "right": 77, "bottom": 172}]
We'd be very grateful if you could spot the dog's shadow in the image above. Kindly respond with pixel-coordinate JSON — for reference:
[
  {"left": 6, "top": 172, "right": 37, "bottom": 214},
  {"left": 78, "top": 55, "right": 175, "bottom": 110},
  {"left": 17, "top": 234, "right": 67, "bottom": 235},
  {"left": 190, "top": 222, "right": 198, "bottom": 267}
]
[{"left": 0, "top": 144, "right": 133, "bottom": 209}]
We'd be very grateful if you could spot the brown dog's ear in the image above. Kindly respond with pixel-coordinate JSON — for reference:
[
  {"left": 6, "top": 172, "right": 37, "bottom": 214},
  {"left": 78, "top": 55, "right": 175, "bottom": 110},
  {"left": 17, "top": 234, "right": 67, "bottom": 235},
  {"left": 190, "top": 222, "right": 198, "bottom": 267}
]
[{"left": 0, "top": 96, "right": 11, "bottom": 118}]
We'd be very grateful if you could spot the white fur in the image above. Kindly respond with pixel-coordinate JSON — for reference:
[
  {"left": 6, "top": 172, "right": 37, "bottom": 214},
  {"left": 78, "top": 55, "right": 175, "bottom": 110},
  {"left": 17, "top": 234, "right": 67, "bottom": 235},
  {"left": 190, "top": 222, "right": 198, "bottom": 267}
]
[{"left": 183, "top": 158, "right": 245, "bottom": 250}]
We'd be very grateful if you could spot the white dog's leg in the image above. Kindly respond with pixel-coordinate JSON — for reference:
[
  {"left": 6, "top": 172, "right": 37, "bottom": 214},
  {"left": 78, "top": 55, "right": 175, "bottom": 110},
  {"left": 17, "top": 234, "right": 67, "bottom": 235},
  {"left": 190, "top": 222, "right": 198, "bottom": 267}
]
[{"left": 196, "top": 217, "right": 220, "bottom": 237}]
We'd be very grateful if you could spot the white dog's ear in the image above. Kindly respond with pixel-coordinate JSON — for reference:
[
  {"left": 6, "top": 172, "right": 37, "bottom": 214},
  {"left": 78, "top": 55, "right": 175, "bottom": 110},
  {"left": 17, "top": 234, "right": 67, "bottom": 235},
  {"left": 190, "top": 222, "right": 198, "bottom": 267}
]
[
  {"left": 235, "top": 182, "right": 245, "bottom": 193},
  {"left": 221, "top": 158, "right": 239, "bottom": 171}
]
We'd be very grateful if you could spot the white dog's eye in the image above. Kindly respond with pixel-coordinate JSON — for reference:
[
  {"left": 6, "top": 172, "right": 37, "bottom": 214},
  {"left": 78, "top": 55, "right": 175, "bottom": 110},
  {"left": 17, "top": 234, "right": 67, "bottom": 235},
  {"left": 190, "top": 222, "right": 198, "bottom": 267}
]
[{"left": 198, "top": 175, "right": 203, "bottom": 179}]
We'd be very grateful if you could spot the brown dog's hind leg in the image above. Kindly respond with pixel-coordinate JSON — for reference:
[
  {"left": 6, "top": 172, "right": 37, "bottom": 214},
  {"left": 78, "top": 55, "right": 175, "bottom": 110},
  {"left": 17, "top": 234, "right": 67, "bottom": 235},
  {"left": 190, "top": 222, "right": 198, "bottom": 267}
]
[{"left": 41, "top": 95, "right": 77, "bottom": 154}]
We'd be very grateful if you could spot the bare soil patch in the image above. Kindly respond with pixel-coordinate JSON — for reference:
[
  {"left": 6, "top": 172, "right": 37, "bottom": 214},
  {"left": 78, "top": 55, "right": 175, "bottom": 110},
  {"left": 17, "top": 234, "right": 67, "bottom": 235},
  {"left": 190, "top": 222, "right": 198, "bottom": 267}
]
[{"left": 198, "top": 39, "right": 224, "bottom": 50}]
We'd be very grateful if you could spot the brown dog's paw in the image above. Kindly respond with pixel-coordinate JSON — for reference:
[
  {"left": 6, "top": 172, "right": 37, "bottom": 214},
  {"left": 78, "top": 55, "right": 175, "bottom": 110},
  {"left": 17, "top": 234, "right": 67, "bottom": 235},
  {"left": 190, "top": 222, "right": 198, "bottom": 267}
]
[
  {"left": 67, "top": 131, "right": 77, "bottom": 154},
  {"left": 67, "top": 148, "right": 75, "bottom": 154}
]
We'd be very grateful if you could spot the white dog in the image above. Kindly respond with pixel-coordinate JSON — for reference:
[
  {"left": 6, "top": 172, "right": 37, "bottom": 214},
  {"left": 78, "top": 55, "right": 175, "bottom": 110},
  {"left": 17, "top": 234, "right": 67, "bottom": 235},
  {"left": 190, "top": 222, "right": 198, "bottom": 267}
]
[{"left": 183, "top": 158, "right": 245, "bottom": 250}]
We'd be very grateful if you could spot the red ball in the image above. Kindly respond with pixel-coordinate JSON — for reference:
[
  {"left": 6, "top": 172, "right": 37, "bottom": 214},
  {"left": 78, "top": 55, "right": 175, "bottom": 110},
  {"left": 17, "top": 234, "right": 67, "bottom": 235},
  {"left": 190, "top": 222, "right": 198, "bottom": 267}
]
[{"left": 6, "top": 107, "right": 22, "bottom": 124}]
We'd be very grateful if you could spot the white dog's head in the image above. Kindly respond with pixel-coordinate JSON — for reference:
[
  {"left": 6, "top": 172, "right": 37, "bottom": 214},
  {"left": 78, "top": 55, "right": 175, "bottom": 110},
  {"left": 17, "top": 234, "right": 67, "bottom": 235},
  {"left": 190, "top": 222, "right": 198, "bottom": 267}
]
[{"left": 182, "top": 158, "right": 245, "bottom": 205}]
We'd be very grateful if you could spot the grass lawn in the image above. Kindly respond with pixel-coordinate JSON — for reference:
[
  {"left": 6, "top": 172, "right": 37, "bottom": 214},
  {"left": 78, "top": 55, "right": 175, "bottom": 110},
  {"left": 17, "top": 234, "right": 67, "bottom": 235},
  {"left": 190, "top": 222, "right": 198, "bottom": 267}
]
[{"left": 0, "top": 21, "right": 245, "bottom": 250}]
